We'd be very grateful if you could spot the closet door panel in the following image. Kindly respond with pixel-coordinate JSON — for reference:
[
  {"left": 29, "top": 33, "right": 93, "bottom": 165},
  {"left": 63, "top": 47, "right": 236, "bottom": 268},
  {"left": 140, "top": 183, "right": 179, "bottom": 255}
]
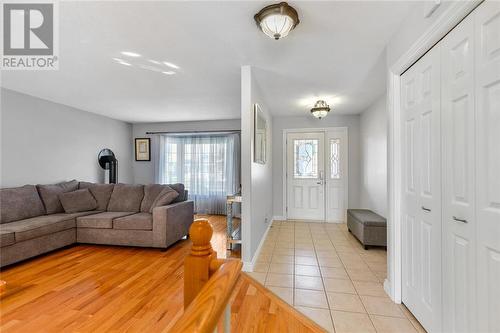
[
  {"left": 401, "top": 45, "right": 441, "bottom": 333},
  {"left": 475, "top": 2, "right": 500, "bottom": 332},
  {"left": 441, "top": 13, "right": 476, "bottom": 333}
]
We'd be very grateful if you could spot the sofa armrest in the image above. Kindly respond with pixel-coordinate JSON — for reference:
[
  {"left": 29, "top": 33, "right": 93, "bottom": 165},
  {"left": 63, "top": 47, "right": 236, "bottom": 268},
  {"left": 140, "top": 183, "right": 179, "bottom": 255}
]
[{"left": 152, "top": 200, "right": 194, "bottom": 248}]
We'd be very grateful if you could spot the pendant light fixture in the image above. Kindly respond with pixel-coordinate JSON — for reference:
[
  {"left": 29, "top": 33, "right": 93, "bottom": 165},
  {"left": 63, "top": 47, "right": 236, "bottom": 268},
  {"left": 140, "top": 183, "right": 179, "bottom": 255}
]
[
  {"left": 311, "top": 100, "right": 331, "bottom": 119},
  {"left": 254, "top": 2, "right": 300, "bottom": 40}
]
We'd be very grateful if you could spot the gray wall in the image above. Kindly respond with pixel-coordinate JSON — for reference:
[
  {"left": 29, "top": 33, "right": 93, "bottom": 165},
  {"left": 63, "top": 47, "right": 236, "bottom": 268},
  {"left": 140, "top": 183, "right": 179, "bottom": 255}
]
[
  {"left": 360, "top": 95, "right": 387, "bottom": 217},
  {"left": 0, "top": 88, "right": 133, "bottom": 187},
  {"left": 272, "top": 114, "right": 361, "bottom": 217},
  {"left": 132, "top": 119, "right": 241, "bottom": 184},
  {"left": 241, "top": 66, "right": 273, "bottom": 265}
]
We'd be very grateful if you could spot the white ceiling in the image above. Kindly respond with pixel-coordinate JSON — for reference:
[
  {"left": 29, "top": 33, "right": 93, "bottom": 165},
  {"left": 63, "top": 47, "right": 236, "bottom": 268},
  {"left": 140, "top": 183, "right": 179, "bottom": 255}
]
[{"left": 1, "top": 1, "right": 415, "bottom": 123}]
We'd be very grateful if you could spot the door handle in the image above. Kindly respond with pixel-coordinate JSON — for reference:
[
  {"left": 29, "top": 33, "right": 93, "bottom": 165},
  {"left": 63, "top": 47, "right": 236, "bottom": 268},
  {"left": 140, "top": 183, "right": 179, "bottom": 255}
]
[
  {"left": 316, "top": 181, "right": 323, "bottom": 185},
  {"left": 421, "top": 206, "right": 431, "bottom": 212},
  {"left": 453, "top": 216, "right": 468, "bottom": 223}
]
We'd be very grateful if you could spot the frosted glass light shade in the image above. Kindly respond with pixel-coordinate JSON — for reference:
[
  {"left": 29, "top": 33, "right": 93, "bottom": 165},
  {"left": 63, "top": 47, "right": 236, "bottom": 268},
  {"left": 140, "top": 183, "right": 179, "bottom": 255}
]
[
  {"left": 311, "top": 109, "right": 329, "bottom": 119},
  {"left": 254, "top": 2, "right": 299, "bottom": 40},
  {"left": 310, "top": 100, "right": 331, "bottom": 119},
  {"left": 260, "top": 14, "right": 295, "bottom": 40}
]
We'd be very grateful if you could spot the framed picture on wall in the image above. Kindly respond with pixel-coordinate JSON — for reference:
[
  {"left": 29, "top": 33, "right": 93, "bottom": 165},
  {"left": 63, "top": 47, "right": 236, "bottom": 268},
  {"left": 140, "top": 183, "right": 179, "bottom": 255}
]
[{"left": 135, "top": 138, "right": 151, "bottom": 161}]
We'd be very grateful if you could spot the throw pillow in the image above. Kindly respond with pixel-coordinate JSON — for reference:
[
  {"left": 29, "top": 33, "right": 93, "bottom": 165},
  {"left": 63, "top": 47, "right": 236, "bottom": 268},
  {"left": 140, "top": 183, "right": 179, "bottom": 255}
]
[
  {"left": 79, "top": 182, "right": 114, "bottom": 211},
  {"left": 37, "top": 180, "right": 79, "bottom": 214},
  {"left": 149, "top": 186, "right": 179, "bottom": 212},
  {"left": 140, "top": 184, "right": 167, "bottom": 213},
  {"left": 167, "top": 183, "right": 185, "bottom": 203},
  {"left": 59, "top": 189, "right": 98, "bottom": 213}
]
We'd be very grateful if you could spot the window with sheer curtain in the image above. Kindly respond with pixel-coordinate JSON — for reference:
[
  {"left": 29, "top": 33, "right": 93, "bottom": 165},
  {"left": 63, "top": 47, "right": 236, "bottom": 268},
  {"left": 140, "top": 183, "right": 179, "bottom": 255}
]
[{"left": 155, "top": 133, "right": 240, "bottom": 215}]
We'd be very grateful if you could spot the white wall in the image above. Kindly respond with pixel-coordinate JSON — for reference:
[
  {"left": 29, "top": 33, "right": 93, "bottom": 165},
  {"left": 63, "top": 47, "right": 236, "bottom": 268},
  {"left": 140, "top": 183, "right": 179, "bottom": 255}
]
[
  {"left": 241, "top": 66, "right": 273, "bottom": 266},
  {"left": 360, "top": 95, "right": 387, "bottom": 217},
  {"left": 272, "top": 114, "right": 361, "bottom": 218},
  {"left": 386, "top": 2, "right": 452, "bottom": 67},
  {"left": 132, "top": 119, "right": 240, "bottom": 184},
  {"left": 0, "top": 88, "right": 133, "bottom": 187}
]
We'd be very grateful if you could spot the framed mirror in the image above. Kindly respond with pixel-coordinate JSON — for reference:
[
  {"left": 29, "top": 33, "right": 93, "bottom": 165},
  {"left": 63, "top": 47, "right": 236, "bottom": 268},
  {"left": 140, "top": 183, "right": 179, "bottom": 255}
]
[{"left": 254, "top": 103, "right": 267, "bottom": 164}]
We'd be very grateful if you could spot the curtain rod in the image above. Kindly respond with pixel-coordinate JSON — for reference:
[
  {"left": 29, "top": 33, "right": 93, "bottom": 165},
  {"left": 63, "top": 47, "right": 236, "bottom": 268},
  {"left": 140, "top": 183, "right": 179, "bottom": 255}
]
[{"left": 145, "top": 130, "right": 240, "bottom": 135}]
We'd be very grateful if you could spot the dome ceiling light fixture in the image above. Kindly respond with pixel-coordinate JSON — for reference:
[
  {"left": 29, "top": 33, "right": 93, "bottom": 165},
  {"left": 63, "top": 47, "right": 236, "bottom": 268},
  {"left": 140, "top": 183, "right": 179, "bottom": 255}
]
[
  {"left": 254, "top": 2, "right": 300, "bottom": 40},
  {"left": 310, "top": 100, "right": 331, "bottom": 119}
]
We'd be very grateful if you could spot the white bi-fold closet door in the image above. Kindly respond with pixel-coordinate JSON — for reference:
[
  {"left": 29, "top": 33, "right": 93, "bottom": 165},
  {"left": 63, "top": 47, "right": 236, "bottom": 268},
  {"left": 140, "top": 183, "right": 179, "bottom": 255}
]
[
  {"left": 440, "top": 10, "right": 476, "bottom": 333},
  {"left": 401, "top": 40, "right": 442, "bottom": 332},
  {"left": 401, "top": 2, "right": 500, "bottom": 333}
]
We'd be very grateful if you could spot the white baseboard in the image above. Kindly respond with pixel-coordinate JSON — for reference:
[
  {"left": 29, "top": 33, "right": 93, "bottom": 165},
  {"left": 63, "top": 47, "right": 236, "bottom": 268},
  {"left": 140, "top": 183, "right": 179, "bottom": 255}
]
[
  {"left": 272, "top": 215, "right": 286, "bottom": 221},
  {"left": 242, "top": 219, "right": 273, "bottom": 272},
  {"left": 384, "top": 278, "right": 398, "bottom": 303}
]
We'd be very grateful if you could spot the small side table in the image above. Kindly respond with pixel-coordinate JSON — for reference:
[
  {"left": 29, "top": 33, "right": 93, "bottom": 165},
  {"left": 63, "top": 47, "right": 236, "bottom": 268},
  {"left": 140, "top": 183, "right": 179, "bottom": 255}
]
[{"left": 226, "top": 194, "right": 242, "bottom": 251}]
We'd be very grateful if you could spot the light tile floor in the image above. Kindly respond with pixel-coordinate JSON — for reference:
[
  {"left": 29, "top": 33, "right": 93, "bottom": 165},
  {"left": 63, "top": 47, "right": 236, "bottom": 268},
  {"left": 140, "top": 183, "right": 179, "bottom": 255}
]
[{"left": 247, "top": 220, "right": 426, "bottom": 333}]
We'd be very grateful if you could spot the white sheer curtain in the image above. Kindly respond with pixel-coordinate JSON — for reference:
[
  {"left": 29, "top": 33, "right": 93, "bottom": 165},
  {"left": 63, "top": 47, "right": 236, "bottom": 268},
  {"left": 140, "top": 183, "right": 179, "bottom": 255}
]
[{"left": 156, "top": 133, "right": 240, "bottom": 215}]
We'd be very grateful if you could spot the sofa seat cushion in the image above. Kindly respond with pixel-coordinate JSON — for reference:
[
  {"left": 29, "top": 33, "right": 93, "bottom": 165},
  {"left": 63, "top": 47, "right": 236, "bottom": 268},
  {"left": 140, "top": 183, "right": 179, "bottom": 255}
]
[
  {"left": 113, "top": 213, "right": 153, "bottom": 231},
  {"left": 0, "top": 230, "right": 15, "bottom": 247},
  {"left": 0, "top": 185, "right": 46, "bottom": 224},
  {"left": 77, "top": 212, "right": 135, "bottom": 229},
  {"left": 107, "top": 184, "right": 144, "bottom": 212},
  {"left": 347, "top": 209, "right": 386, "bottom": 226},
  {"left": 0, "top": 211, "right": 96, "bottom": 242}
]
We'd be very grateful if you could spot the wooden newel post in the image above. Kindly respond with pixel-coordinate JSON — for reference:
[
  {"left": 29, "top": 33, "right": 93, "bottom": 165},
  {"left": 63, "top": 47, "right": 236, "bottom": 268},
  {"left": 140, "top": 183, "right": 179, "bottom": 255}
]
[{"left": 184, "top": 218, "right": 217, "bottom": 309}]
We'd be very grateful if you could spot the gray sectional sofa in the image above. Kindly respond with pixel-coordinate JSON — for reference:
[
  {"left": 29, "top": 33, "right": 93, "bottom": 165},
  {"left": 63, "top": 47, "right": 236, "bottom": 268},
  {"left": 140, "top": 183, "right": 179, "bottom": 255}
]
[{"left": 0, "top": 181, "right": 194, "bottom": 267}]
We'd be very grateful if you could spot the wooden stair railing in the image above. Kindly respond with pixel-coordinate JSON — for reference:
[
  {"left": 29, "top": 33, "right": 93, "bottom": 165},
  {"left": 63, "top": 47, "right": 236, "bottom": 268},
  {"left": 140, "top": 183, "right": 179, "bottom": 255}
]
[{"left": 168, "top": 218, "right": 242, "bottom": 333}]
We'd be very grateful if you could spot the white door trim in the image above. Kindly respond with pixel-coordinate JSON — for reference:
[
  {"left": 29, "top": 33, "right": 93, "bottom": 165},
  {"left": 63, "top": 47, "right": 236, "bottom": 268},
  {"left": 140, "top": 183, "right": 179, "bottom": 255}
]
[
  {"left": 282, "top": 127, "right": 348, "bottom": 222},
  {"left": 386, "top": 1, "right": 481, "bottom": 303}
]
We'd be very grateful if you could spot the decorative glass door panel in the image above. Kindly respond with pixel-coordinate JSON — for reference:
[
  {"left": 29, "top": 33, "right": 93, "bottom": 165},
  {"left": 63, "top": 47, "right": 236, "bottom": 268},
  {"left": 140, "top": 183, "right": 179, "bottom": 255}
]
[
  {"left": 294, "top": 139, "right": 319, "bottom": 178},
  {"left": 287, "top": 132, "right": 325, "bottom": 220}
]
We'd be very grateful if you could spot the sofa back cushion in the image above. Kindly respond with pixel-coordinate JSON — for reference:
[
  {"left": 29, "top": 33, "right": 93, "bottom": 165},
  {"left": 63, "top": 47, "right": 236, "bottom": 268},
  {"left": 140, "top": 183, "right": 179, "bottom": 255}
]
[
  {"left": 107, "top": 184, "right": 144, "bottom": 212},
  {"left": 167, "top": 183, "right": 186, "bottom": 203},
  {"left": 59, "top": 189, "right": 98, "bottom": 213},
  {"left": 149, "top": 186, "right": 179, "bottom": 212},
  {"left": 140, "top": 184, "right": 166, "bottom": 213},
  {"left": 79, "top": 182, "right": 114, "bottom": 211},
  {"left": 0, "top": 185, "right": 46, "bottom": 224},
  {"left": 37, "top": 180, "right": 79, "bottom": 214}
]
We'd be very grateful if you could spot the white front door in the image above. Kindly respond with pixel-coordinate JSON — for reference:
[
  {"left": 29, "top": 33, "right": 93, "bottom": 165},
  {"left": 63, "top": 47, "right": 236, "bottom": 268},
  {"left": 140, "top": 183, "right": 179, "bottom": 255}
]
[
  {"left": 286, "top": 130, "right": 347, "bottom": 222},
  {"left": 286, "top": 132, "right": 325, "bottom": 220},
  {"left": 401, "top": 43, "right": 442, "bottom": 332}
]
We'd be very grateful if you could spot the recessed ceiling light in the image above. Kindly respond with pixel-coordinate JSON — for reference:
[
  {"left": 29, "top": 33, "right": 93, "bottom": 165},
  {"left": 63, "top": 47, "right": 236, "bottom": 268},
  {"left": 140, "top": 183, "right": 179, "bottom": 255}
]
[
  {"left": 140, "top": 64, "right": 162, "bottom": 72},
  {"left": 121, "top": 51, "right": 141, "bottom": 57},
  {"left": 162, "top": 71, "right": 176, "bottom": 75},
  {"left": 163, "top": 61, "right": 180, "bottom": 69},
  {"left": 112, "top": 57, "right": 132, "bottom": 66}
]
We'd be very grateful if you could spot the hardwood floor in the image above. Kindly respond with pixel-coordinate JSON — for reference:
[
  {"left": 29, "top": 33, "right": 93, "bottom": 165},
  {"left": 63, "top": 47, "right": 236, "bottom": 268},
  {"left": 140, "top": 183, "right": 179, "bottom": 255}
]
[{"left": 0, "top": 215, "right": 323, "bottom": 332}]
